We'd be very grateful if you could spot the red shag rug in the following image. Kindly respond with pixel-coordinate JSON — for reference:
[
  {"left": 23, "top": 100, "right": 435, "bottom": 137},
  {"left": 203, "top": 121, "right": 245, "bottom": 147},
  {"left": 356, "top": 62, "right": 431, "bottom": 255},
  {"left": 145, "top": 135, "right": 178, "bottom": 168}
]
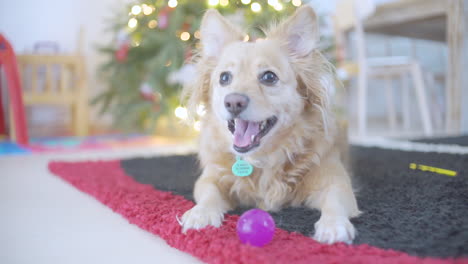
[{"left": 48, "top": 160, "right": 466, "bottom": 264}]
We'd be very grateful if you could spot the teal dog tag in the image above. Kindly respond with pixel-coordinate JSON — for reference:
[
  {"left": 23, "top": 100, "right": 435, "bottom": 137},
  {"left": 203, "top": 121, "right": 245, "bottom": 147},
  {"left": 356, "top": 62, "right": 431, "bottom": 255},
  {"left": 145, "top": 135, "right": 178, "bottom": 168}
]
[{"left": 232, "top": 156, "right": 253, "bottom": 177}]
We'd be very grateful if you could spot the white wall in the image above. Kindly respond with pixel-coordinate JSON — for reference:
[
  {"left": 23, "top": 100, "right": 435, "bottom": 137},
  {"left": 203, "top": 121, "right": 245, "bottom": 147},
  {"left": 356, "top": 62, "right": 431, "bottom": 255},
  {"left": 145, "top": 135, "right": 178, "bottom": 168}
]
[{"left": 0, "top": 0, "right": 78, "bottom": 53}]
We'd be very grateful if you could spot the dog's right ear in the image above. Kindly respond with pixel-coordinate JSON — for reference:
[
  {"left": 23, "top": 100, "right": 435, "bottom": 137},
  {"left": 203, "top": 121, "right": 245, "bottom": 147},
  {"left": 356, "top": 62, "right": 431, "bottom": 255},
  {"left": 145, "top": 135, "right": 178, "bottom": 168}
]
[
  {"left": 267, "top": 6, "right": 319, "bottom": 58},
  {"left": 200, "top": 9, "right": 244, "bottom": 58}
]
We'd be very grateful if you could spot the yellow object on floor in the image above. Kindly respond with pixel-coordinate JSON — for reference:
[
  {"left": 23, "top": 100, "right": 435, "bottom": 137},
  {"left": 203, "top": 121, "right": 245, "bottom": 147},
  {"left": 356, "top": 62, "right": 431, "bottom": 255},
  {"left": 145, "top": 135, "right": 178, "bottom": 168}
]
[{"left": 409, "top": 163, "right": 457, "bottom": 177}]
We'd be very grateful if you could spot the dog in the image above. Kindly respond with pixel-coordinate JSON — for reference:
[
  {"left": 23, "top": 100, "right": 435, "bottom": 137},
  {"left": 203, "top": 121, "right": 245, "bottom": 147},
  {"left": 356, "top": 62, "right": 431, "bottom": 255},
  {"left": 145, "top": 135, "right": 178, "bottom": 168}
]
[{"left": 180, "top": 5, "right": 360, "bottom": 244}]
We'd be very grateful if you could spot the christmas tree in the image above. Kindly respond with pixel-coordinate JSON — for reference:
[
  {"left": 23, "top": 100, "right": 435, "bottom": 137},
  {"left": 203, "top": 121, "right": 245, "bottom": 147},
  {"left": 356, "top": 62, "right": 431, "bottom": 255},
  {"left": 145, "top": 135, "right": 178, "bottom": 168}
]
[{"left": 94, "top": 0, "right": 308, "bottom": 133}]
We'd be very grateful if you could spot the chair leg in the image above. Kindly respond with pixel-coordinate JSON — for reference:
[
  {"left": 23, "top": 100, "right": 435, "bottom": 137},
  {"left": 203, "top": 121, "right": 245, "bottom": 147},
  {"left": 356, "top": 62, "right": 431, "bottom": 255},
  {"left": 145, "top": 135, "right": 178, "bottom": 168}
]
[
  {"left": 357, "top": 69, "right": 368, "bottom": 137},
  {"left": 73, "top": 56, "right": 88, "bottom": 137},
  {"left": 425, "top": 72, "right": 442, "bottom": 131},
  {"left": 72, "top": 101, "right": 88, "bottom": 137},
  {"left": 355, "top": 7, "right": 368, "bottom": 137},
  {"left": 411, "top": 63, "right": 433, "bottom": 136},
  {"left": 385, "top": 76, "right": 396, "bottom": 132},
  {"left": 401, "top": 73, "right": 411, "bottom": 131}
]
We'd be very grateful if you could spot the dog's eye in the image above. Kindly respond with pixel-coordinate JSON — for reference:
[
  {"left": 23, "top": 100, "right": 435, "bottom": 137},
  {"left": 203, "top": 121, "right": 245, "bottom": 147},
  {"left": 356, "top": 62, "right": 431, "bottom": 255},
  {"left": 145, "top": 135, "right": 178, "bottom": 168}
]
[
  {"left": 259, "top": 71, "right": 278, "bottom": 85},
  {"left": 219, "top": 72, "right": 232, "bottom": 86}
]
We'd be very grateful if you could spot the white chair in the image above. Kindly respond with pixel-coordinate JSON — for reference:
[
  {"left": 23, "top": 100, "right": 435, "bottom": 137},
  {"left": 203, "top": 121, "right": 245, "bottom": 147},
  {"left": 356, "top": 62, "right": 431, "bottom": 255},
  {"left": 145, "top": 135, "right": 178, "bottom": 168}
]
[{"left": 334, "top": 0, "right": 433, "bottom": 137}]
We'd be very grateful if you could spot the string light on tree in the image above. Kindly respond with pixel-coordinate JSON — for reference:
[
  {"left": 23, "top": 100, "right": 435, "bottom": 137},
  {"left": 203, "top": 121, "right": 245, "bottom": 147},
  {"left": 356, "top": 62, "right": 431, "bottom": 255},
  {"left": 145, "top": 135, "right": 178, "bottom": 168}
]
[
  {"left": 241, "top": 0, "right": 251, "bottom": 4},
  {"left": 148, "top": 20, "right": 158, "bottom": 28},
  {"left": 168, "top": 0, "right": 178, "bottom": 8},
  {"left": 268, "top": 0, "right": 278, "bottom": 6},
  {"left": 243, "top": 35, "right": 250, "bottom": 42},
  {"left": 180, "top": 31, "right": 190, "bottom": 41},
  {"left": 175, "top": 106, "right": 188, "bottom": 120},
  {"left": 131, "top": 5, "right": 142, "bottom": 15},
  {"left": 292, "top": 0, "right": 302, "bottom": 7},
  {"left": 194, "top": 30, "right": 201, "bottom": 39},
  {"left": 208, "top": 0, "right": 220, "bottom": 6},
  {"left": 128, "top": 18, "right": 138, "bottom": 28},
  {"left": 142, "top": 4, "right": 154, "bottom": 15},
  {"left": 251, "top": 2, "right": 261, "bottom": 12},
  {"left": 274, "top": 3, "right": 283, "bottom": 10}
]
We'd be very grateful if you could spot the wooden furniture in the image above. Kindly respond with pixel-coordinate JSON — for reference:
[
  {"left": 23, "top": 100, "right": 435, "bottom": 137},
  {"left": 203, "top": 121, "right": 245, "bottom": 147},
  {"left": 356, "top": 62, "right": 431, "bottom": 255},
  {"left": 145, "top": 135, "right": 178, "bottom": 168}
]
[
  {"left": 17, "top": 54, "right": 89, "bottom": 137},
  {"left": 16, "top": 30, "right": 89, "bottom": 137},
  {"left": 335, "top": 0, "right": 433, "bottom": 137},
  {"left": 363, "top": 0, "right": 467, "bottom": 133}
]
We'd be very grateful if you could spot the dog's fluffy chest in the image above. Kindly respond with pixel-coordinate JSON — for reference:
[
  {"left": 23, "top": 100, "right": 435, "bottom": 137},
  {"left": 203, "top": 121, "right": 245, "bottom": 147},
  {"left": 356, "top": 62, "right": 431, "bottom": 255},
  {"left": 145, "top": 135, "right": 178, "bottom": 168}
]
[{"left": 229, "top": 161, "right": 299, "bottom": 211}]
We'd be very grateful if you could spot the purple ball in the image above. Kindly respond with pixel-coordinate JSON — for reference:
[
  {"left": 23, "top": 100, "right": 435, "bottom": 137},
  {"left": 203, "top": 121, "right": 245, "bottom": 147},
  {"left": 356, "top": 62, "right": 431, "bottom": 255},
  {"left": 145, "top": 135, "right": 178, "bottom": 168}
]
[{"left": 237, "top": 209, "right": 275, "bottom": 247}]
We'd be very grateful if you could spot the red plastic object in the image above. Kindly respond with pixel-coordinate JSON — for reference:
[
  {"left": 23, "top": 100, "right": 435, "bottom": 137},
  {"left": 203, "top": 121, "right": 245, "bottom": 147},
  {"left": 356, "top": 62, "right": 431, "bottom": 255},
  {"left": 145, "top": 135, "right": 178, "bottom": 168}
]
[
  {"left": 0, "top": 34, "right": 28, "bottom": 144},
  {"left": 0, "top": 73, "right": 5, "bottom": 135}
]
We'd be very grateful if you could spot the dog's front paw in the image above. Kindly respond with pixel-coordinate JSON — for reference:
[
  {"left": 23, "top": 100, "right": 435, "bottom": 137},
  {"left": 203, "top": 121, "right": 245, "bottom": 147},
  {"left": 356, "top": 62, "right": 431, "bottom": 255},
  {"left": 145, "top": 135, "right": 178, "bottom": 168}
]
[
  {"left": 180, "top": 205, "right": 224, "bottom": 233},
  {"left": 313, "top": 216, "right": 355, "bottom": 244}
]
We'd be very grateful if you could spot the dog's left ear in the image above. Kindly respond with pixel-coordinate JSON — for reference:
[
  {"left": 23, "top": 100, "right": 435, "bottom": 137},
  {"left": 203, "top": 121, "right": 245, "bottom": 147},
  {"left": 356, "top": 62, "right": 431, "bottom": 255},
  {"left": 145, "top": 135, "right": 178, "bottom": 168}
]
[
  {"left": 200, "top": 9, "right": 245, "bottom": 58},
  {"left": 268, "top": 6, "right": 319, "bottom": 58}
]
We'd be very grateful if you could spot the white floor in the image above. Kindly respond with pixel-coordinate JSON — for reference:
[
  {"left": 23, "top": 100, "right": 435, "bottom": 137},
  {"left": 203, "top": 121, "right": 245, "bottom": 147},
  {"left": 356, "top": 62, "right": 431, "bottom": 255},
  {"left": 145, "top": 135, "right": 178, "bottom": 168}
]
[{"left": 0, "top": 146, "right": 202, "bottom": 264}]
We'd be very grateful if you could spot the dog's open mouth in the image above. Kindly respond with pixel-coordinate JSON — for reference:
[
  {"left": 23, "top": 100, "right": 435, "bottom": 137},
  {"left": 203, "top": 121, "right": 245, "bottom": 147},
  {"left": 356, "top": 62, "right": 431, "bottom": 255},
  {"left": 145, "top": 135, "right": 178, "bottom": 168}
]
[{"left": 227, "top": 116, "right": 278, "bottom": 153}]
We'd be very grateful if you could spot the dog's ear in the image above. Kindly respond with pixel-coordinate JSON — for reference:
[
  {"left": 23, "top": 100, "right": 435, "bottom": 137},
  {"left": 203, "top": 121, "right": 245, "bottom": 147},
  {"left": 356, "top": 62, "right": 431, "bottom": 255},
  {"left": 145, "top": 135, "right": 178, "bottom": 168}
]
[
  {"left": 181, "top": 10, "right": 243, "bottom": 120},
  {"left": 270, "top": 6, "right": 334, "bottom": 139},
  {"left": 200, "top": 9, "right": 244, "bottom": 58},
  {"left": 268, "top": 6, "right": 319, "bottom": 58}
]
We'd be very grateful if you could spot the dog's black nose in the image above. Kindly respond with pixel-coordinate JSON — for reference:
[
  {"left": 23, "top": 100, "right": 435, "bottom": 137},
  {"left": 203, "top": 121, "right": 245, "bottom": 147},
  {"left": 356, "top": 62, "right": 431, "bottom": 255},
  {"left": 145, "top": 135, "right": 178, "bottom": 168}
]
[{"left": 224, "top": 93, "right": 249, "bottom": 116}]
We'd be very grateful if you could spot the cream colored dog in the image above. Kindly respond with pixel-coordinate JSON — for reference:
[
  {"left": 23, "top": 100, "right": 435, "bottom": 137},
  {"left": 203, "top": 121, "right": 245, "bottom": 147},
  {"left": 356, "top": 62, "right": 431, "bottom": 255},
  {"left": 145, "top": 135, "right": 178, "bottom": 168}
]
[{"left": 180, "top": 6, "right": 360, "bottom": 244}]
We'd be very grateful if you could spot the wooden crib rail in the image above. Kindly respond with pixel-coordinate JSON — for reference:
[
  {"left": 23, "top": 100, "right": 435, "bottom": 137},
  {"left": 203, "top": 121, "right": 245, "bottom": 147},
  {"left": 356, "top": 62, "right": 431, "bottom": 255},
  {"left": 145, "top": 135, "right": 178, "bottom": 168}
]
[{"left": 16, "top": 54, "right": 88, "bottom": 136}]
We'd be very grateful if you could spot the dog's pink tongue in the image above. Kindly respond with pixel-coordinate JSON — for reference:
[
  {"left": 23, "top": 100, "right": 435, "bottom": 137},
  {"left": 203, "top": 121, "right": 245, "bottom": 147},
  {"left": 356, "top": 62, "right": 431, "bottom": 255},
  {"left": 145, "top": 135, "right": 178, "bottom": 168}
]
[{"left": 233, "top": 119, "right": 260, "bottom": 147}]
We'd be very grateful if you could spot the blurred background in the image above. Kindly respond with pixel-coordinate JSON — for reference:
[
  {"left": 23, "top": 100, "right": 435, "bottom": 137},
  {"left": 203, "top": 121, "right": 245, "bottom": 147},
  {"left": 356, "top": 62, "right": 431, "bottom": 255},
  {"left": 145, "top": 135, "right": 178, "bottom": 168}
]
[{"left": 0, "top": 0, "right": 467, "bottom": 154}]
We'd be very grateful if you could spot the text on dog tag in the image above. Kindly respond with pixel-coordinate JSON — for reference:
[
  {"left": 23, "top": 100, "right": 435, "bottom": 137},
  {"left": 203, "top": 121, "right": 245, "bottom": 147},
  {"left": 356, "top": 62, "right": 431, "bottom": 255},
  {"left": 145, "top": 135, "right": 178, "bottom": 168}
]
[{"left": 232, "top": 157, "right": 253, "bottom": 177}]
